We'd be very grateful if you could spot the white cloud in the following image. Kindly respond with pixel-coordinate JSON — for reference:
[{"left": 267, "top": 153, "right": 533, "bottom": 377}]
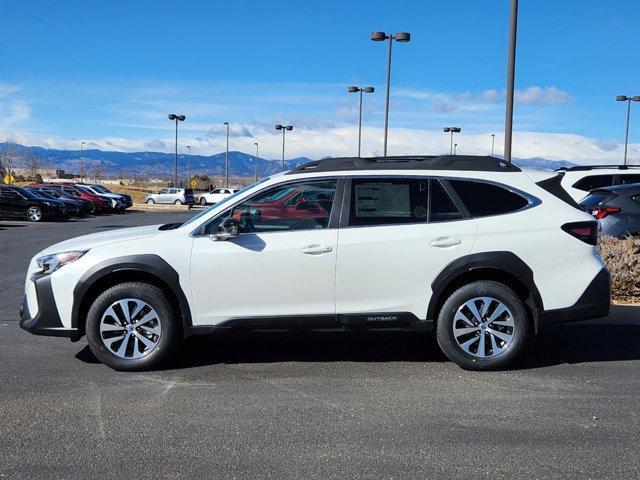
[
  {"left": 0, "top": 84, "right": 31, "bottom": 129},
  {"left": 516, "top": 86, "right": 572, "bottom": 106},
  {"left": 17, "top": 126, "right": 636, "bottom": 166}
]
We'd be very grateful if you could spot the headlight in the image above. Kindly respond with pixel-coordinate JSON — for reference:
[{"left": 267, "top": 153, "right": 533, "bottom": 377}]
[{"left": 36, "top": 251, "right": 87, "bottom": 276}]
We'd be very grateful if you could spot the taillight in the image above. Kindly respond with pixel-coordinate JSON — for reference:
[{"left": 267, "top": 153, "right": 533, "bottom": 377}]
[
  {"left": 592, "top": 206, "right": 621, "bottom": 219},
  {"left": 561, "top": 221, "right": 599, "bottom": 245}
]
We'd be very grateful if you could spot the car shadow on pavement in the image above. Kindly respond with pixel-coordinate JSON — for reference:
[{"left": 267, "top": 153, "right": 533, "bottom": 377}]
[{"left": 74, "top": 305, "right": 640, "bottom": 370}]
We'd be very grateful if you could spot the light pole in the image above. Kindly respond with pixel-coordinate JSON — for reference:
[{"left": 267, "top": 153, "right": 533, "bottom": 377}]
[
  {"left": 224, "top": 122, "right": 231, "bottom": 187},
  {"left": 168, "top": 114, "right": 186, "bottom": 186},
  {"left": 503, "top": 0, "right": 518, "bottom": 166},
  {"left": 454, "top": 143, "right": 458, "bottom": 156},
  {"left": 253, "top": 142, "right": 259, "bottom": 182},
  {"left": 187, "top": 145, "right": 191, "bottom": 185},
  {"left": 275, "top": 124, "right": 293, "bottom": 171},
  {"left": 80, "top": 141, "right": 85, "bottom": 182},
  {"left": 491, "top": 133, "right": 496, "bottom": 156},
  {"left": 348, "top": 86, "right": 375, "bottom": 157},
  {"left": 370, "top": 31, "right": 411, "bottom": 157},
  {"left": 616, "top": 95, "right": 640, "bottom": 165},
  {"left": 443, "top": 127, "right": 461, "bottom": 155}
]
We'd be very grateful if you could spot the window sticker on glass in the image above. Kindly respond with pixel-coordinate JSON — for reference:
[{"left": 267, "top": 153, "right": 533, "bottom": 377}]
[{"left": 355, "top": 183, "right": 411, "bottom": 217}]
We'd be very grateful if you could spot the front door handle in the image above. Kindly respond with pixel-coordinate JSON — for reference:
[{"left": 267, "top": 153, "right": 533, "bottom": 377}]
[
  {"left": 430, "top": 237, "right": 462, "bottom": 248},
  {"left": 301, "top": 244, "right": 333, "bottom": 255}
]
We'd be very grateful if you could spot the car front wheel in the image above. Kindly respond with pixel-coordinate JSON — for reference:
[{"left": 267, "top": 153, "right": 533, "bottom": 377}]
[
  {"left": 199, "top": 197, "right": 207, "bottom": 205},
  {"left": 146, "top": 198, "right": 155, "bottom": 204},
  {"left": 436, "top": 280, "right": 530, "bottom": 370},
  {"left": 26, "top": 206, "right": 43, "bottom": 222},
  {"left": 85, "top": 282, "right": 182, "bottom": 371}
]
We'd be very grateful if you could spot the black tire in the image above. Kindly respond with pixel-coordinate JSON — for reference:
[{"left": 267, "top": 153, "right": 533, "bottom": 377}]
[
  {"left": 174, "top": 199, "right": 182, "bottom": 205},
  {"left": 146, "top": 198, "right": 155, "bottom": 205},
  {"left": 26, "top": 205, "right": 43, "bottom": 222},
  {"left": 85, "top": 282, "right": 182, "bottom": 371},
  {"left": 436, "top": 280, "right": 530, "bottom": 371},
  {"left": 199, "top": 197, "right": 207, "bottom": 206}
]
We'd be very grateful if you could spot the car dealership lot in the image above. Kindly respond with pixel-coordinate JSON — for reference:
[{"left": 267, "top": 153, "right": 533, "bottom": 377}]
[{"left": 1, "top": 212, "right": 639, "bottom": 479}]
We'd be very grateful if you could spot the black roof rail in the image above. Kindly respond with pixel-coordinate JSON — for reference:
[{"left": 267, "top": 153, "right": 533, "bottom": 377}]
[
  {"left": 287, "top": 155, "right": 521, "bottom": 174},
  {"left": 554, "top": 165, "right": 640, "bottom": 172}
]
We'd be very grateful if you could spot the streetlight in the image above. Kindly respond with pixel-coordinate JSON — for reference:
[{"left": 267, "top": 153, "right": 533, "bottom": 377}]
[
  {"left": 491, "top": 133, "right": 496, "bottom": 156},
  {"left": 275, "top": 124, "right": 293, "bottom": 171},
  {"left": 168, "top": 114, "right": 186, "bottom": 186},
  {"left": 348, "top": 86, "right": 375, "bottom": 157},
  {"left": 616, "top": 95, "right": 640, "bottom": 165},
  {"left": 224, "top": 122, "right": 230, "bottom": 187},
  {"left": 80, "top": 141, "right": 85, "bottom": 182},
  {"left": 370, "top": 31, "right": 411, "bottom": 157},
  {"left": 253, "top": 142, "right": 259, "bottom": 182},
  {"left": 443, "top": 127, "right": 461, "bottom": 155},
  {"left": 187, "top": 145, "right": 191, "bottom": 185},
  {"left": 454, "top": 143, "right": 458, "bottom": 156},
  {"left": 503, "top": 0, "right": 518, "bottom": 166}
]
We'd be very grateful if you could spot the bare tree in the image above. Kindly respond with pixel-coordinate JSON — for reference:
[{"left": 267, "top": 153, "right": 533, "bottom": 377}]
[
  {"left": 93, "top": 161, "right": 105, "bottom": 182},
  {"left": 24, "top": 151, "right": 41, "bottom": 180},
  {"left": 0, "top": 134, "right": 18, "bottom": 181}
]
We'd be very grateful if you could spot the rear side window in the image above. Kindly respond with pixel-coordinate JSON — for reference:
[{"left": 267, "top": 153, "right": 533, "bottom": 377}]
[
  {"left": 448, "top": 180, "right": 529, "bottom": 217},
  {"left": 572, "top": 175, "right": 614, "bottom": 191},
  {"left": 349, "top": 178, "right": 462, "bottom": 226},
  {"left": 620, "top": 174, "right": 640, "bottom": 185}
]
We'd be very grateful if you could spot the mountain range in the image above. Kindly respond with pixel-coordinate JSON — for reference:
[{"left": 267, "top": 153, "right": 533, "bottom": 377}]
[{"left": 2, "top": 143, "right": 577, "bottom": 177}]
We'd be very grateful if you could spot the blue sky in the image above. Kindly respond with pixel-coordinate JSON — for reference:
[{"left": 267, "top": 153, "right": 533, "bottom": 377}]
[{"left": 1, "top": 0, "right": 639, "bottom": 163}]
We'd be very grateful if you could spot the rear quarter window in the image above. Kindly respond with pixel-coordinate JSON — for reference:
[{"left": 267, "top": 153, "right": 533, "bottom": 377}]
[
  {"left": 572, "top": 175, "right": 614, "bottom": 191},
  {"left": 448, "top": 180, "right": 530, "bottom": 217}
]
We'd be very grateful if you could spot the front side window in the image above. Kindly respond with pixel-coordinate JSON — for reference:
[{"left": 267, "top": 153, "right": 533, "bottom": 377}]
[
  {"left": 211, "top": 179, "right": 337, "bottom": 234},
  {"left": 348, "top": 178, "right": 463, "bottom": 227},
  {"left": 448, "top": 180, "right": 530, "bottom": 217},
  {"left": 572, "top": 175, "right": 614, "bottom": 192}
]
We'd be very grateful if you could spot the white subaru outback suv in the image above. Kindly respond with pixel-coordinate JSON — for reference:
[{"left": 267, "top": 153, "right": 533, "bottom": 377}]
[
  {"left": 557, "top": 165, "right": 640, "bottom": 202},
  {"left": 20, "top": 155, "right": 610, "bottom": 371}
]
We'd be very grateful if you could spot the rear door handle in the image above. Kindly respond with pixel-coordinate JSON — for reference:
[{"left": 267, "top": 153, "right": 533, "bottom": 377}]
[
  {"left": 301, "top": 244, "right": 333, "bottom": 255},
  {"left": 430, "top": 237, "right": 462, "bottom": 248}
]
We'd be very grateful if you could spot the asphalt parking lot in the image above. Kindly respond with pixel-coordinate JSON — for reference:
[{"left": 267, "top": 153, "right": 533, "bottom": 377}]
[{"left": 1, "top": 210, "right": 639, "bottom": 479}]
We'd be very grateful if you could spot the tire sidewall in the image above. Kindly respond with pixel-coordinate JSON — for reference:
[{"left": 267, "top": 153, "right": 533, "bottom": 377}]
[
  {"left": 85, "top": 282, "right": 181, "bottom": 371},
  {"left": 174, "top": 199, "right": 182, "bottom": 205},
  {"left": 436, "top": 281, "right": 530, "bottom": 370},
  {"left": 27, "top": 206, "right": 42, "bottom": 222}
]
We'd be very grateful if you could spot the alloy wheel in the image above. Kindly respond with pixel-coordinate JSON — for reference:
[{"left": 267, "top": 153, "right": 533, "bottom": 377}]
[
  {"left": 27, "top": 207, "right": 42, "bottom": 222},
  {"left": 452, "top": 296, "right": 515, "bottom": 358},
  {"left": 99, "top": 298, "right": 162, "bottom": 359}
]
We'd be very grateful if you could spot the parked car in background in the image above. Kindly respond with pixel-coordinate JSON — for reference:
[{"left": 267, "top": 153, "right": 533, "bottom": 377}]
[
  {"left": 26, "top": 188, "right": 81, "bottom": 217},
  {"left": 76, "top": 184, "right": 126, "bottom": 212},
  {"left": 20, "top": 155, "right": 609, "bottom": 371},
  {"left": 145, "top": 188, "right": 196, "bottom": 205},
  {"left": 30, "top": 186, "right": 96, "bottom": 215},
  {"left": 580, "top": 183, "right": 640, "bottom": 238},
  {"left": 0, "top": 185, "right": 67, "bottom": 222},
  {"left": 557, "top": 165, "right": 640, "bottom": 202},
  {"left": 86, "top": 184, "right": 133, "bottom": 209},
  {"left": 31, "top": 183, "right": 110, "bottom": 213},
  {"left": 196, "top": 187, "right": 239, "bottom": 205}
]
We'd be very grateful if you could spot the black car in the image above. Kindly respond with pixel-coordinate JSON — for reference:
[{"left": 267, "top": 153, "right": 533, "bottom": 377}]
[
  {"left": 0, "top": 185, "right": 67, "bottom": 222},
  {"left": 26, "top": 188, "right": 82, "bottom": 217},
  {"left": 28, "top": 186, "right": 95, "bottom": 215}
]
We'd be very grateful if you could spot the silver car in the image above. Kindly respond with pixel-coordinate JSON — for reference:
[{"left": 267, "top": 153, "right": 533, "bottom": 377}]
[{"left": 145, "top": 188, "right": 195, "bottom": 205}]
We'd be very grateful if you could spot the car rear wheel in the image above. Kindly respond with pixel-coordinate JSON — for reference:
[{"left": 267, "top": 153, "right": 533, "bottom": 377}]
[
  {"left": 85, "top": 282, "right": 182, "bottom": 371},
  {"left": 146, "top": 198, "right": 155, "bottom": 204},
  {"left": 436, "top": 280, "right": 530, "bottom": 370},
  {"left": 26, "top": 206, "right": 43, "bottom": 222},
  {"left": 199, "top": 197, "right": 207, "bottom": 205},
  {"left": 174, "top": 199, "right": 183, "bottom": 205}
]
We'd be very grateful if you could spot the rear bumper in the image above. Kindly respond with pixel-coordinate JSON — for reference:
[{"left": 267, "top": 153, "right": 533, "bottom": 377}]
[
  {"left": 538, "top": 267, "right": 610, "bottom": 326},
  {"left": 19, "top": 275, "right": 79, "bottom": 339}
]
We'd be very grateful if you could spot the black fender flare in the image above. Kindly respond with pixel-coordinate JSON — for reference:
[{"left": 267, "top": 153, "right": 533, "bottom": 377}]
[
  {"left": 427, "top": 251, "right": 544, "bottom": 332},
  {"left": 71, "top": 254, "right": 193, "bottom": 334}
]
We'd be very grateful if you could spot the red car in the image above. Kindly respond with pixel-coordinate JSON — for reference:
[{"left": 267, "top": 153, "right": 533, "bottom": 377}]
[{"left": 29, "top": 183, "right": 111, "bottom": 212}]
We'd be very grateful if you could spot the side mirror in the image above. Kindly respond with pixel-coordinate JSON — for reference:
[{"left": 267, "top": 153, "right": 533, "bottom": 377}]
[{"left": 211, "top": 218, "right": 239, "bottom": 241}]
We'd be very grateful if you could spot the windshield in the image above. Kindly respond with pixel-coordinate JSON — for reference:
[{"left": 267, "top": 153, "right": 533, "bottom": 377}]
[
  {"left": 92, "top": 185, "right": 110, "bottom": 193},
  {"left": 75, "top": 185, "right": 93, "bottom": 194},
  {"left": 30, "top": 190, "right": 55, "bottom": 200},
  {"left": 180, "top": 178, "right": 271, "bottom": 229},
  {"left": 18, "top": 188, "right": 38, "bottom": 199}
]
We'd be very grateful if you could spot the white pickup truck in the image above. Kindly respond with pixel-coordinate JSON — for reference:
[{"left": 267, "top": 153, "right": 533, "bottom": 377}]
[{"left": 196, "top": 188, "right": 239, "bottom": 205}]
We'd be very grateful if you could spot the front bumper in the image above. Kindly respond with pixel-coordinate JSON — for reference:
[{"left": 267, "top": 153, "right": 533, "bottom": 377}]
[
  {"left": 19, "top": 274, "right": 79, "bottom": 339},
  {"left": 538, "top": 267, "right": 610, "bottom": 326}
]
